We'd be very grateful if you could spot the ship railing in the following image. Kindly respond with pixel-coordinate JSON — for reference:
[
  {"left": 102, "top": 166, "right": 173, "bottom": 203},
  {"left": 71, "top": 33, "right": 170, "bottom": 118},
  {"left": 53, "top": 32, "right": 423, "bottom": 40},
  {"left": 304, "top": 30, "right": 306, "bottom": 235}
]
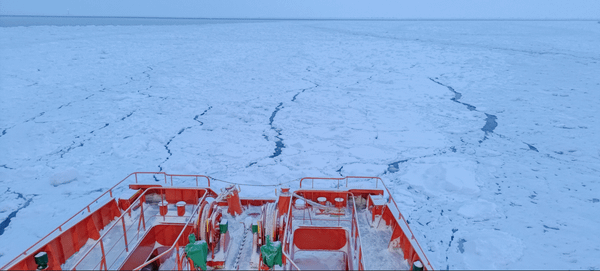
[
  {"left": 282, "top": 190, "right": 365, "bottom": 270},
  {"left": 282, "top": 190, "right": 300, "bottom": 270},
  {"left": 1, "top": 172, "right": 213, "bottom": 270},
  {"left": 298, "top": 176, "right": 434, "bottom": 270},
  {"left": 349, "top": 193, "right": 365, "bottom": 270},
  {"left": 132, "top": 190, "right": 208, "bottom": 270},
  {"left": 70, "top": 187, "right": 208, "bottom": 270},
  {"left": 281, "top": 250, "right": 301, "bottom": 270},
  {"left": 0, "top": 172, "right": 138, "bottom": 270},
  {"left": 132, "top": 172, "right": 211, "bottom": 187}
]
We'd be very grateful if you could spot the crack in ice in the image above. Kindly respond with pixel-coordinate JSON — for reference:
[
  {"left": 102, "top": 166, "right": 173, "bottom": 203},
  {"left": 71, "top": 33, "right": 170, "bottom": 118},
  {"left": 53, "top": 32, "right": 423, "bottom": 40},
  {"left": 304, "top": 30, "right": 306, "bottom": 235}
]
[
  {"left": 0, "top": 190, "right": 34, "bottom": 236},
  {"left": 158, "top": 106, "right": 212, "bottom": 172},
  {"left": 268, "top": 103, "right": 285, "bottom": 159}
]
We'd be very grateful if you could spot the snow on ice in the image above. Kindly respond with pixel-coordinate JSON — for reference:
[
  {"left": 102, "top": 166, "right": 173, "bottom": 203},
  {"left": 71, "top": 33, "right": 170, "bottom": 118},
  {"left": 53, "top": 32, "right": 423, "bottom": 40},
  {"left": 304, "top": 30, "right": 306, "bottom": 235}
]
[{"left": 1, "top": 19, "right": 599, "bottom": 269}]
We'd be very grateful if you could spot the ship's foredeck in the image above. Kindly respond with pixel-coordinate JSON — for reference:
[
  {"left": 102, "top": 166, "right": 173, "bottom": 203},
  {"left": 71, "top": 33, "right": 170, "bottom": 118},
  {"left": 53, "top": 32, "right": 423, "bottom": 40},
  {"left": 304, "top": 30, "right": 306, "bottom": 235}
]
[{"left": 2, "top": 173, "right": 433, "bottom": 271}]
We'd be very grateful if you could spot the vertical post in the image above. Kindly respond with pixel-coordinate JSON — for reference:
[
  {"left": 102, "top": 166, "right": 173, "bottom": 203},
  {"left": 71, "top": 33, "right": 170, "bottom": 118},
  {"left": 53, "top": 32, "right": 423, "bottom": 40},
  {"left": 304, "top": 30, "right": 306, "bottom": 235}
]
[
  {"left": 164, "top": 174, "right": 167, "bottom": 184},
  {"left": 176, "top": 243, "right": 181, "bottom": 269},
  {"left": 135, "top": 173, "right": 138, "bottom": 183},
  {"left": 122, "top": 217, "right": 129, "bottom": 252},
  {"left": 358, "top": 247, "right": 363, "bottom": 271},
  {"left": 109, "top": 189, "right": 113, "bottom": 198},
  {"left": 351, "top": 212, "right": 354, "bottom": 234},
  {"left": 141, "top": 202, "right": 146, "bottom": 231},
  {"left": 196, "top": 176, "right": 198, "bottom": 186},
  {"left": 162, "top": 189, "right": 166, "bottom": 221},
  {"left": 100, "top": 239, "right": 107, "bottom": 271},
  {"left": 171, "top": 175, "right": 173, "bottom": 186}
]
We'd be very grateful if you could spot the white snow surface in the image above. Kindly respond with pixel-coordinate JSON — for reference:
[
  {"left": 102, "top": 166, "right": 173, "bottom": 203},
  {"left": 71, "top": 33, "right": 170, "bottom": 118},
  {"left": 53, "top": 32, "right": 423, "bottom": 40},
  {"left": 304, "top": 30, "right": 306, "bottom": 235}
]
[{"left": 1, "top": 20, "right": 600, "bottom": 269}]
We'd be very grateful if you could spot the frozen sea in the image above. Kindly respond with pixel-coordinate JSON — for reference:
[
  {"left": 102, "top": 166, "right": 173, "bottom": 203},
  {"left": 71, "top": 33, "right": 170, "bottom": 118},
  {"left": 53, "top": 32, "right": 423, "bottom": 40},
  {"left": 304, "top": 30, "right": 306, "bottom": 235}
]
[{"left": 1, "top": 17, "right": 599, "bottom": 269}]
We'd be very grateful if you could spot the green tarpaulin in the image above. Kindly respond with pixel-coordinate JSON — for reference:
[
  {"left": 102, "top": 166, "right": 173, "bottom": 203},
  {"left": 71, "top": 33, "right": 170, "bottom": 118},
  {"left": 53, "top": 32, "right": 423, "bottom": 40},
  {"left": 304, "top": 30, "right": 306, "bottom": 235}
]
[
  {"left": 260, "top": 236, "right": 282, "bottom": 268},
  {"left": 185, "top": 234, "right": 208, "bottom": 270}
]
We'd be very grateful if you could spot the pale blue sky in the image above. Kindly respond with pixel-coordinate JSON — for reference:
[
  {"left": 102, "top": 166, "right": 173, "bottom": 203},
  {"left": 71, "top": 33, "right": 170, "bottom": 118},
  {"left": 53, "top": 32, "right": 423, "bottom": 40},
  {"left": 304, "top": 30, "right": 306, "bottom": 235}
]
[{"left": 1, "top": 0, "right": 599, "bottom": 19}]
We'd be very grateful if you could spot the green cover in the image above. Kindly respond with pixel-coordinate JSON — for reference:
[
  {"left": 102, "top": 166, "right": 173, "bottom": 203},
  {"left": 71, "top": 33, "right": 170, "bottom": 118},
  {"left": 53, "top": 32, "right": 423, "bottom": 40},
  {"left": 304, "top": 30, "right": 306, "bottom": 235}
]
[
  {"left": 185, "top": 234, "right": 208, "bottom": 270},
  {"left": 219, "top": 220, "right": 228, "bottom": 233},
  {"left": 34, "top": 252, "right": 48, "bottom": 270},
  {"left": 260, "top": 236, "right": 282, "bottom": 268}
]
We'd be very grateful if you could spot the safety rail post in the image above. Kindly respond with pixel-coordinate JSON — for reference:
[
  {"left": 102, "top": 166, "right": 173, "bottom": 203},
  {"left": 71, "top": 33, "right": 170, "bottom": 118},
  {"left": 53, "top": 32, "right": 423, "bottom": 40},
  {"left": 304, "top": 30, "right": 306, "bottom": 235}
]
[
  {"left": 171, "top": 175, "right": 173, "bottom": 186},
  {"left": 176, "top": 242, "right": 181, "bottom": 270},
  {"left": 135, "top": 173, "right": 138, "bottom": 183},
  {"left": 284, "top": 188, "right": 296, "bottom": 270},
  {"left": 162, "top": 188, "right": 166, "bottom": 221},
  {"left": 138, "top": 199, "right": 146, "bottom": 231},
  {"left": 100, "top": 239, "right": 107, "bottom": 271},
  {"left": 121, "top": 217, "right": 129, "bottom": 252}
]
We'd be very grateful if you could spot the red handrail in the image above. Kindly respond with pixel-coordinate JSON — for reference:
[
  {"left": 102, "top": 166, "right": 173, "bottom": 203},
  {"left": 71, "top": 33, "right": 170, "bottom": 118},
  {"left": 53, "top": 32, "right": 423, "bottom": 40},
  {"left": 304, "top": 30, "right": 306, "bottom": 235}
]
[
  {"left": 72, "top": 187, "right": 209, "bottom": 270},
  {"left": 1, "top": 172, "right": 213, "bottom": 270},
  {"left": 1, "top": 172, "right": 138, "bottom": 270},
  {"left": 297, "top": 176, "right": 434, "bottom": 270},
  {"left": 133, "top": 191, "right": 210, "bottom": 270},
  {"left": 287, "top": 190, "right": 364, "bottom": 270}
]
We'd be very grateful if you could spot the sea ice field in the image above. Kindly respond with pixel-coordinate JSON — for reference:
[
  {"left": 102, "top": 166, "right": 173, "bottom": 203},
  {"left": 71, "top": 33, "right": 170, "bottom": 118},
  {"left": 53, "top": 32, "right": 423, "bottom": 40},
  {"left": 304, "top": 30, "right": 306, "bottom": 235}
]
[{"left": 1, "top": 19, "right": 599, "bottom": 269}]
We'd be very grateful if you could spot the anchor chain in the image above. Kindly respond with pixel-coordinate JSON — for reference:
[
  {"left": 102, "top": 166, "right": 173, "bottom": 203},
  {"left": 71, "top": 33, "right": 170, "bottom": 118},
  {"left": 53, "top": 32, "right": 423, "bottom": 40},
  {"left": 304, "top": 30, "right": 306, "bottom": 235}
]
[{"left": 233, "top": 223, "right": 251, "bottom": 270}]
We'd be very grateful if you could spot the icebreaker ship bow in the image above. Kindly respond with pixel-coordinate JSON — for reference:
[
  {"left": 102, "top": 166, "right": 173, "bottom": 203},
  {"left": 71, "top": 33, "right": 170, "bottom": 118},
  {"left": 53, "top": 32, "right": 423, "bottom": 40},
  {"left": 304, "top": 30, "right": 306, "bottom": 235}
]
[{"left": 2, "top": 173, "right": 433, "bottom": 270}]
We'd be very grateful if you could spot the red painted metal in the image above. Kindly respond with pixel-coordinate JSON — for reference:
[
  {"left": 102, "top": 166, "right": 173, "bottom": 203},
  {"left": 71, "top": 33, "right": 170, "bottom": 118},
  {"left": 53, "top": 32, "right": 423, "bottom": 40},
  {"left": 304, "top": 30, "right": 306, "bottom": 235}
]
[
  {"left": 2, "top": 172, "right": 218, "bottom": 270},
  {"left": 293, "top": 227, "right": 347, "bottom": 250},
  {"left": 159, "top": 202, "right": 168, "bottom": 216},
  {"left": 68, "top": 187, "right": 210, "bottom": 271},
  {"left": 226, "top": 186, "right": 243, "bottom": 216},
  {"left": 240, "top": 198, "right": 276, "bottom": 206},
  {"left": 6, "top": 200, "right": 120, "bottom": 270},
  {"left": 121, "top": 224, "right": 195, "bottom": 270},
  {"left": 3, "top": 173, "right": 433, "bottom": 270},
  {"left": 176, "top": 202, "right": 186, "bottom": 216},
  {"left": 121, "top": 217, "right": 129, "bottom": 252},
  {"left": 277, "top": 189, "right": 291, "bottom": 217},
  {"left": 297, "top": 176, "right": 434, "bottom": 270}
]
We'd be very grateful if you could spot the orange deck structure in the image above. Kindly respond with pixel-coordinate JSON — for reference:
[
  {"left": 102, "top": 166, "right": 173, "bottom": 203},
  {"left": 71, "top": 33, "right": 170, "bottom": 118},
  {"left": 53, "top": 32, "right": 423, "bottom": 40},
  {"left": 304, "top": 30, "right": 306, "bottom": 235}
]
[{"left": 1, "top": 172, "right": 434, "bottom": 270}]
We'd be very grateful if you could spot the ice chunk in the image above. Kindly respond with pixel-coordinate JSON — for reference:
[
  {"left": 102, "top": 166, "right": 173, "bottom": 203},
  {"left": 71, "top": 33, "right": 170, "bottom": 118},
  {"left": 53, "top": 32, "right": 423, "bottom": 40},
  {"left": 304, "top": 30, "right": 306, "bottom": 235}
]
[{"left": 49, "top": 168, "right": 78, "bottom": 187}]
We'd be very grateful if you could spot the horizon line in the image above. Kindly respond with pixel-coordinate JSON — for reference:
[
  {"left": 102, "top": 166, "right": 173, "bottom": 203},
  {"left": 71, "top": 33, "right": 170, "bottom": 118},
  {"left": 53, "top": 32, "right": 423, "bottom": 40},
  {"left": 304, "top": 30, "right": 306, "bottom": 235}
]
[{"left": 1, "top": 15, "right": 599, "bottom": 21}]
